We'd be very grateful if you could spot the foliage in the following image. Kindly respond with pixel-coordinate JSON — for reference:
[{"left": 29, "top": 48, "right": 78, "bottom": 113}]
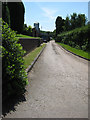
[
  {"left": 2, "top": 21, "right": 28, "bottom": 100},
  {"left": 24, "top": 44, "right": 46, "bottom": 69},
  {"left": 64, "top": 16, "right": 70, "bottom": 31},
  {"left": 56, "top": 25, "right": 89, "bottom": 52},
  {"left": 57, "top": 42, "right": 90, "bottom": 60},
  {"left": 55, "top": 16, "right": 65, "bottom": 35},
  {"left": 55, "top": 13, "right": 86, "bottom": 36},
  {"left": 76, "top": 14, "right": 86, "bottom": 27},
  {"left": 48, "top": 30, "right": 56, "bottom": 39},
  {"left": 22, "top": 24, "right": 32, "bottom": 36},
  {"left": 70, "top": 13, "right": 78, "bottom": 29},
  {"left": 2, "top": 1, "right": 25, "bottom": 33},
  {"left": 70, "top": 13, "right": 86, "bottom": 30},
  {"left": 2, "top": 3, "right": 10, "bottom": 26},
  {"left": 7, "top": 2, "right": 25, "bottom": 33}
]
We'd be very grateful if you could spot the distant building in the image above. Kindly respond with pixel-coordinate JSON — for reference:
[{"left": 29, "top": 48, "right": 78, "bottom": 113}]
[
  {"left": 34, "top": 23, "right": 39, "bottom": 31},
  {"left": 32, "top": 22, "right": 40, "bottom": 37}
]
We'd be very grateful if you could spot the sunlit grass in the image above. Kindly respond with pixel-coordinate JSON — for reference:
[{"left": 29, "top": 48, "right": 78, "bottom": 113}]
[
  {"left": 57, "top": 42, "right": 90, "bottom": 60},
  {"left": 16, "top": 34, "right": 40, "bottom": 39},
  {"left": 24, "top": 44, "right": 46, "bottom": 69}
]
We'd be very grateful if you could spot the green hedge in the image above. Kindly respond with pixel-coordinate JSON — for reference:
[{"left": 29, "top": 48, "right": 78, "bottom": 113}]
[
  {"left": 2, "top": 20, "right": 28, "bottom": 101},
  {"left": 56, "top": 25, "right": 89, "bottom": 51}
]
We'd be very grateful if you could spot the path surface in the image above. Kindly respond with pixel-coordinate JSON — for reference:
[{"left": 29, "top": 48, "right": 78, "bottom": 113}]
[{"left": 5, "top": 40, "right": 88, "bottom": 118}]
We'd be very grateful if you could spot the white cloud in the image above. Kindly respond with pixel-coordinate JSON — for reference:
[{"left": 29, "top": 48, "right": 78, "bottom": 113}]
[{"left": 41, "top": 7, "right": 57, "bottom": 20}]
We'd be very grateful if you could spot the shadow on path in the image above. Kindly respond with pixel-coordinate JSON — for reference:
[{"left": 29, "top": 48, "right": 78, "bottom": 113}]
[{"left": 2, "top": 92, "right": 26, "bottom": 117}]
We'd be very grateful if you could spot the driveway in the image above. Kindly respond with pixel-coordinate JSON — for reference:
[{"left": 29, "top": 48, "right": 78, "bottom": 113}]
[{"left": 5, "top": 40, "right": 88, "bottom": 118}]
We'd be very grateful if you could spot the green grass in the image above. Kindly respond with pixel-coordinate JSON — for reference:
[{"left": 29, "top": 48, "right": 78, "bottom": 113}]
[
  {"left": 16, "top": 34, "right": 40, "bottom": 39},
  {"left": 57, "top": 42, "right": 90, "bottom": 60},
  {"left": 24, "top": 44, "right": 46, "bottom": 69}
]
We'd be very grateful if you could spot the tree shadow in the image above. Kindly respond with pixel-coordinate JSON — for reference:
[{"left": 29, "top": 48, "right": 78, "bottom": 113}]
[{"left": 2, "top": 90, "right": 27, "bottom": 117}]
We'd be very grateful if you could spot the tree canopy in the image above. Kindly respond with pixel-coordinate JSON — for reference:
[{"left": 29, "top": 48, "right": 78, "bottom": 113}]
[
  {"left": 55, "top": 13, "right": 86, "bottom": 36},
  {"left": 2, "top": 1, "right": 25, "bottom": 33},
  {"left": 55, "top": 16, "right": 65, "bottom": 35}
]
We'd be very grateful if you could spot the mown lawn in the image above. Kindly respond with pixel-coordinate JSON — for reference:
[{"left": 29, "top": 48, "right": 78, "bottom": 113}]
[
  {"left": 24, "top": 44, "right": 46, "bottom": 69},
  {"left": 16, "top": 34, "right": 40, "bottom": 39},
  {"left": 57, "top": 42, "right": 90, "bottom": 60}
]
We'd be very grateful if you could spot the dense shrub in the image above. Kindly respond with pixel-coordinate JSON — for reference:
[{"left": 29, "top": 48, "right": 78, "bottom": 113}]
[
  {"left": 56, "top": 25, "right": 89, "bottom": 51},
  {"left": 22, "top": 24, "right": 32, "bottom": 36},
  {"left": 2, "top": 20, "right": 28, "bottom": 101}
]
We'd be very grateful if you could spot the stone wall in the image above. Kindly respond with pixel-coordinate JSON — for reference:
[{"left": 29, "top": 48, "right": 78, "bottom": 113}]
[{"left": 19, "top": 38, "right": 43, "bottom": 56}]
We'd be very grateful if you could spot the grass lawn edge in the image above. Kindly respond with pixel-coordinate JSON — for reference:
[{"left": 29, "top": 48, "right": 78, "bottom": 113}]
[
  {"left": 16, "top": 34, "right": 41, "bottom": 39},
  {"left": 56, "top": 42, "right": 90, "bottom": 61},
  {"left": 24, "top": 43, "right": 46, "bottom": 72}
]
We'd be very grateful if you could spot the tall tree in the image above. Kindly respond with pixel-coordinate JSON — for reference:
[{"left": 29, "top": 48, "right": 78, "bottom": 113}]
[
  {"left": 55, "top": 16, "right": 64, "bottom": 36},
  {"left": 64, "top": 16, "right": 70, "bottom": 31},
  {"left": 7, "top": 1, "right": 25, "bottom": 33},
  {"left": 70, "top": 13, "right": 77, "bottom": 29},
  {"left": 2, "top": 2, "right": 10, "bottom": 26},
  {"left": 77, "top": 14, "right": 86, "bottom": 27}
]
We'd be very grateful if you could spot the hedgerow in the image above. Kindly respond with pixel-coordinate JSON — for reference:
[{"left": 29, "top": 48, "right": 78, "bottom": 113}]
[
  {"left": 2, "top": 20, "right": 28, "bottom": 101},
  {"left": 56, "top": 25, "right": 89, "bottom": 51}
]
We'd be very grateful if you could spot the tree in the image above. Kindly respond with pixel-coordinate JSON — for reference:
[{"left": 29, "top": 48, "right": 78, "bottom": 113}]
[
  {"left": 27, "top": 26, "right": 32, "bottom": 36},
  {"left": 55, "top": 16, "right": 65, "bottom": 36},
  {"left": 64, "top": 16, "right": 70, "bottom": 31},
  {"left": 55, "top": 13, "right": 87, "bottom": 36},
  {"left": 70, "top": 13, "right": 86, "bottom": 29},
  {"left": 70, "top": 13, "right": 78, "bottom": 29},
  {"left": 52, "top": 29, "right": 56, "bottom": 39},
  {"left": 7, "top": 2, "right": 25, "bottom": 33},
  {"left": 22, "top": 24, "right": 32, "bottom": 36},
  {"left": 77, "top": 14, "right": 86, "bottom": 27},
  {"left": 2, "top": 1, "right": 25, "bottom": 33},
  {"left": 2, "top": 2, "right": 10, "bottom": 26}
]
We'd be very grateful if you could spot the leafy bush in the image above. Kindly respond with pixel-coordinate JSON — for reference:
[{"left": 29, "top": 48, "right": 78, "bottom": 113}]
[
  {"left": 2, "top": 20, "right": 28, "bottom": 100},
  {"left": 22, "top": 24, "right": 32, "bottom": 36},
  {"left": 75, "top": 45, "right": 81, "bottom": 49},
  {"left": 56, "top": 25, "right": 89, "bottom": 51}
]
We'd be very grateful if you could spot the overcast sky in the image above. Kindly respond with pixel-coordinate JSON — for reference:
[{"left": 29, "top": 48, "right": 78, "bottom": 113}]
[{"left": 22, "top": 1, "right": 88, "bottom": 31}]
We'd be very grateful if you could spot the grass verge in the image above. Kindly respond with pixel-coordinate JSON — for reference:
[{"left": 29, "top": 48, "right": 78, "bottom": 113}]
[
  {"left": 16, "top": 34, "right": 40, "bottom": 39},
  {"left": 57, "top": 42, "right": 90, "bottom": 60},
  {"left": 24, "top": 44, "right": 46, "bottom": 69}
]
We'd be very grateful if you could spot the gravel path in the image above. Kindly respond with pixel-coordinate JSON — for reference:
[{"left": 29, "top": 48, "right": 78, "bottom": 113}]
[{"left": 5, "top": 40, "right": 88, "bottom": 118}]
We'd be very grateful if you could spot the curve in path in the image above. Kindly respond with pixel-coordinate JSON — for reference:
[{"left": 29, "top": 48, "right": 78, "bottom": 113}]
[{"left": 5, "top": 40, "right": 88, "bottom": 118}]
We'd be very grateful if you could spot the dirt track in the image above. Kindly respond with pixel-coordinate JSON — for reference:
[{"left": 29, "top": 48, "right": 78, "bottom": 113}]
[{"left": 5, "top": 40, "right": 88, "bottom": 118}]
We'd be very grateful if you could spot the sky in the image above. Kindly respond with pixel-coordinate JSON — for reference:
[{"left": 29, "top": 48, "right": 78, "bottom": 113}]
[{"left": 22, "top": 1, "right": 88, "bottom": 32}]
